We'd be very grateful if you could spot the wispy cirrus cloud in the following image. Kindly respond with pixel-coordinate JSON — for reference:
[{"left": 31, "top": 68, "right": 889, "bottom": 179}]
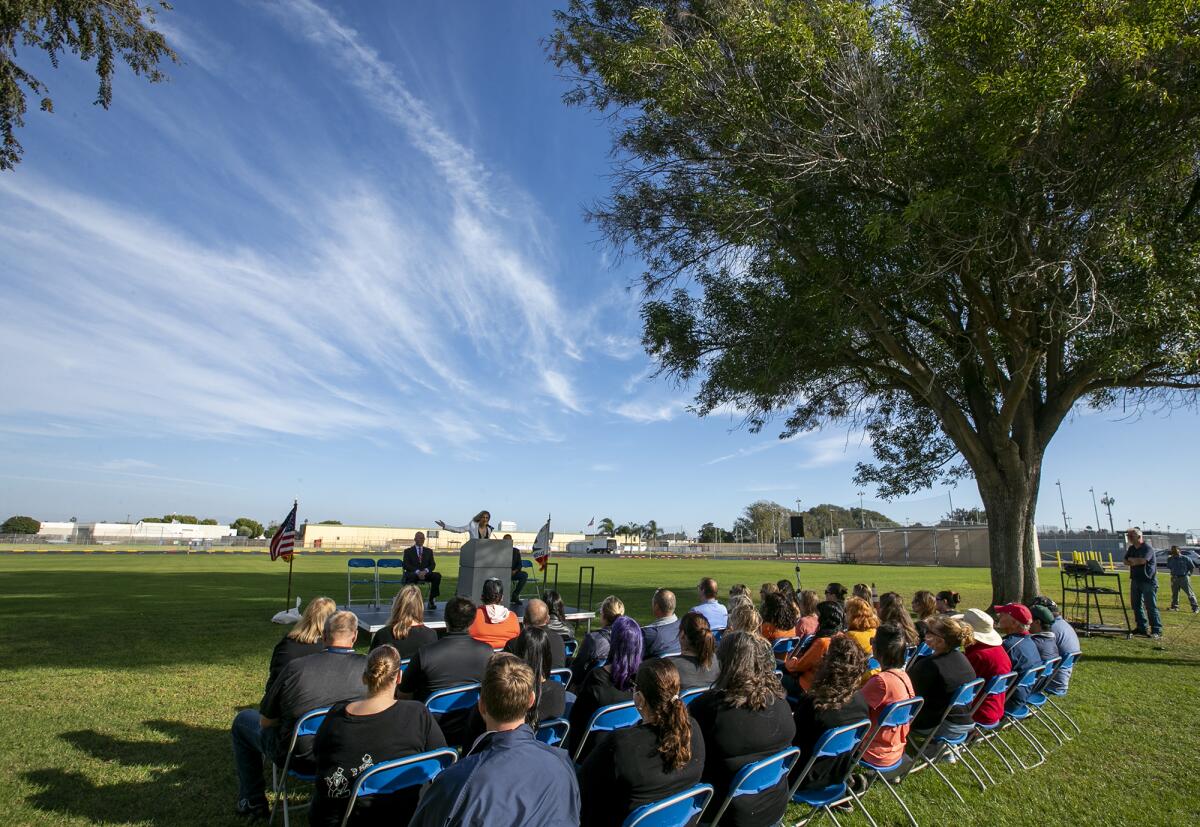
[
  {"left": 0, "top": 1, "right": 590, "bottom": 452},
  {"left": 611, "top": 399, "right": 689, "bottom": 424}
]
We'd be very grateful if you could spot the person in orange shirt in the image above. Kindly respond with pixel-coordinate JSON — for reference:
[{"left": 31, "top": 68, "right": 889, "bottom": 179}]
[
  {"left": 759, "top": 591, "right": 799, "bottom": 640},
  {"left": 468, "top": 578, "right": 520, "bottom": 649},
  {"left": 782, "top": 602, "right": 843, "bottom": 695},
  {"left": 859, "top": 624, "right": 916, "bottom": 769}
]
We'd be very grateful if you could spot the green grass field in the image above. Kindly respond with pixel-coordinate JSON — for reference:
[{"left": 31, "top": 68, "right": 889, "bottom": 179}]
[{"left": 1, "top": 554, "right": 1197, "bottom": 826}]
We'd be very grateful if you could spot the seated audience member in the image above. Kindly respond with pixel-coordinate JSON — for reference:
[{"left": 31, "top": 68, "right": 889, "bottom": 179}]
[
  {"left": 794, "top": 589, "right": 820, "bottom": 638},
  {"left": 760, "top": 582, "right": 779, "bottom": 601},
  {"left": 232, "top": 611, "right": 367, "bottom": 818},
  {"left": 783, "top": 602, "right": 843, "bottom": 695},
  {"left": 370, "top": 585, "right": 439, "bottom": 658},
  {"left": 505, "top": 598, "right": 567, "bottom": 668},
  {"left": 759, "top": 591, "right": 799, "bottom": 641},
  {"left": 641, "top": 588, "right": 682, "bottom": 658},
  {"left": 843, "top": 596, "right": 880, "bottom": 656},
  {"left": 409, "top": 655, "right": 580, "bottom": 827},
  {"left": 727, "top": 593, "right": 754, "bottom": 618},
  {"left": 790, "top": 636, "right": 869, "bottom": 794},
  {"left": 309, "top": 645, "right": 446, "bottom": 827},
  {"left": 568, "top": 616, "right": 643, "bottom": 757},
  {"left": 852, "top": 583, "right": 872, "bottom": 603},
  {"left": 911, "top": 591, "right": 937, "bottom": 639},
  {"left": 543, "top": 589, "right": 576, "bottom": 642},
  {"left": 824, "top": 582, "right": 849, "bottom": 609},
  {"left": 570, "top": 595, "right": 624, "bottom": 687},
  {"left": 669, "top": 611, "right": 720, "bottom": 689},
  {"left": 727, "top": 601, "right": 763, "bottom": 636},
  {"left": 1031, "top": 596, "right": 1080, "bottom": 693},
  {"left": 691, "top": 577, "right": 729, "bottom": 631},
  {"left": 578, "top": 660, "right": 705, "bottom": 827},
  {"left": 690, "top": 632, "right": 796, "bottom": 827},
  {"left": 1028, "top": 604, "right": 1061, "bottom": 663},
  {"left": 878, "top": 591, "right": 921, "bottom": 647},
  {"left": 265, "top": 596, "right": 336, "bottom": 694},
  {"left": 729, "top": 583, "right": 750, "bottom": 600},
  {"left": 469, "top": 625, "right": 567, "bottom": 746},
  {"left": 935, "top": 590, "right": 962, "bottom": 615},
  {"left": 993, "top": 603, "right": 1043, "bottom": 710},
  {"left": 959, "top": 608, "right": 1012, "bottom": 727},
  {"left": 401, "top": 531, "right": 441, "bottom": 609},
  {"left": 398, "top": 597, "right": 493, "bottom": 702},
  {"left": 859, "top": 624, "right": 916, "bottom": 769},
  {"left": 775, "top": 579, "right": 799, "bottom": 609},
  {"left": 907, "top": 616, "right": 976, "bottom": 740},
  {"left": 468, "top": 578, "right": 521, "bottom": 649}
]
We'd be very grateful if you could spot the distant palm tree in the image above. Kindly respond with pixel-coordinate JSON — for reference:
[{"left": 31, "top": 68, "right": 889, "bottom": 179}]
[
  {"left": 644, "top": 520, "right": 659, "bottom": 545},
  {"left": 598, "top": 517, "right": 615, "bottom": 536}
]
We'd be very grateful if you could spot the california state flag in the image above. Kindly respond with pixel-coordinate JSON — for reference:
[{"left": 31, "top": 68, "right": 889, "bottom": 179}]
[{"left": 532, "top": 518, "right": 552, "bottom": 571}]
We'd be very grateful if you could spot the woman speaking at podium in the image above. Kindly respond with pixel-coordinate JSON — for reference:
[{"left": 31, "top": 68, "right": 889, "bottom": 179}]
[{"left": 435, "top": 510, "right": 494, "bottom": 539}]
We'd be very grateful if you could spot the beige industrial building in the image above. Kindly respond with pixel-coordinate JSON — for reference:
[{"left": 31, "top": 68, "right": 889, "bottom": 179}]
[{"left": 299, "top": 523, "right": 588, "bottom": 551}]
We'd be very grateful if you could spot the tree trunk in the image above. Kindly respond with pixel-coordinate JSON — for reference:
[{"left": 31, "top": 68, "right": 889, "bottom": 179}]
[{"left": 978, "top": 479, "right": 1042, "bottom": 605}]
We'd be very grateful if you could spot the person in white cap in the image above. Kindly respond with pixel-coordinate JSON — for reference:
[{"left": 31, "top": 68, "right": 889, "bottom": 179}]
[{"left": 958, "top": 608, "right": 1012, "bottom": 727}]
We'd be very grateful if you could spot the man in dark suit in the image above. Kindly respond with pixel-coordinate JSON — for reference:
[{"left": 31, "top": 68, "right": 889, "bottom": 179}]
[{"left": 403, "top": 531, "right": 441, "bottom": 609}]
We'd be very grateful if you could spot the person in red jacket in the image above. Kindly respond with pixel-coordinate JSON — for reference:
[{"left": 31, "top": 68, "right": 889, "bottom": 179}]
[{"left": 958, "top": 608, "right": 1012, "bottom": 726}]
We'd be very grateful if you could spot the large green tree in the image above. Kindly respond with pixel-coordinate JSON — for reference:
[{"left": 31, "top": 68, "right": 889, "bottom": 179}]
[
  {"left": 552, "top": 0, "right": 1200, "bottom": 603},
  {"left": 230, "top": 517, "right": 264, "bottom": 539},
  {"left": 1, "top": 0, "right": 177, "bottom": 169},
  {"left": 2, "top": 515, "right": 40, "bottom": 534}
]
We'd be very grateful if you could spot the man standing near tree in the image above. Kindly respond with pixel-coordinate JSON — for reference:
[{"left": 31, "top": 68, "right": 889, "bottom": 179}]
[{"left": 1123, "top": 527, "right": 1162, "bottom": 639}]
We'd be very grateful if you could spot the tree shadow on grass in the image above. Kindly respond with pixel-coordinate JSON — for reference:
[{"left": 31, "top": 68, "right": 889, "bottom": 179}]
[{"left": 23, "top": 719, "right": 248, "bottom": 827}]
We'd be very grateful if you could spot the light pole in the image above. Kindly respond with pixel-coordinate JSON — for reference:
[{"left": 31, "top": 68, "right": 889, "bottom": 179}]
[
  {"left": 1056, "top": 479, "right": 1070, "bottom": 532},
  {"left": 947, "top": 488, "right": 955, "bottom": 523},
  {"left": 1089, "top": 487, "right": 1101, "bottom": 533},
  {"left": 858, "top": 492, "right": 865, "bottom": 529},
  {"left": 1101, "top": 492, "right": 1116, "bottom": 533}
]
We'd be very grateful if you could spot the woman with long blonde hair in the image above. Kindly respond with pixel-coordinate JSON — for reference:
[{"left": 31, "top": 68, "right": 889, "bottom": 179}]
[
  {"left": 371, "top": 585, "right": 438, "bottom": 658},
  {"left": 435, "top": 509, "right": 494, "bottom": 539},
  {"left": 266, "top": 596, "right": 336, "bottom": 693}
]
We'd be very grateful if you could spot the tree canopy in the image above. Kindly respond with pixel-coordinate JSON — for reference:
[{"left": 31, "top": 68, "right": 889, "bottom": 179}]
[
  {"left": 1, "top": 0, "right": 177, "bottom": 169},
  {"left": 230, "top": 517, "right": 264, "bottom": 539},
  {"left": 551, "top": 0, "right": 1200, "bottom": 602},
  {"left": 2, "top": 515, "right": 40, "bottom": 534}
]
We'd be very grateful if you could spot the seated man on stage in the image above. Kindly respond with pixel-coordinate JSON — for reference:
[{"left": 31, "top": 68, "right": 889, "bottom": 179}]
[
  {"left": 402, "top": 531, "right": 441, "bottom": 610},
  {"left": 505, "top": 533, "right": 529, "bottom": 607}
]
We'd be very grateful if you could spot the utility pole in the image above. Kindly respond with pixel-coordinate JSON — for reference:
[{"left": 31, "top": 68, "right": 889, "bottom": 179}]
[
  {"left": 947, "top": 489, "right": 955, "bottom": 524},
  {"left": 1089, "top": 487, "right": 1101, "bottom": 533},
  {"left": 857, "top": 492, "right": 865, "bottom": 529},
  {"left": 1056, "top": 479, "right": 1070, "bottom": 532},
  {"left": 1101, "top": 492, "right": 1116, "bottom": 533}
]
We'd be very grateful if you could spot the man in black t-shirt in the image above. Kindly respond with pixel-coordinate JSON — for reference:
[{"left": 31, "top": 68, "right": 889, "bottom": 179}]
[
  {"left": 398, "top": 596, "right": 493, "bottom": 701},
  {"left": 505, "top": 533, "right": 529, "bottom": 606},
  {"left": 231, "top": 611, "right": 366, "bottom": 819}
]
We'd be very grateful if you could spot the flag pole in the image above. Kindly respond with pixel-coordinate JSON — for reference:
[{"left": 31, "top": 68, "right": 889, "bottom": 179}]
[{"left": 285, "top": 499, "right": 297, "bottom": 610}]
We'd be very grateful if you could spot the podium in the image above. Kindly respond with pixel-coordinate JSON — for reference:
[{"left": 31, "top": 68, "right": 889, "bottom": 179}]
[{"left": 457, "top": 538, "right": 513, "bottom": 601}]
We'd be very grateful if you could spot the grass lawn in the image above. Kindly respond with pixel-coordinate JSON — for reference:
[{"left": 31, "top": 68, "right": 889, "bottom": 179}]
[{"left": 1, "top": 553, "right": 1197, "bottom": 826}]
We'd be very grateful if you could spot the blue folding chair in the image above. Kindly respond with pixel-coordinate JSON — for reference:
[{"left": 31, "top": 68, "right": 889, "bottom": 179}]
[
  {"left": 905, "top": 677, "right": 994, "bottom": 801},
  {"left": 520, "top": 558, "right": 543, "bottom": 599},
  {"left": 622, "top": 783, "right": 714, "bottom": 827},
  {"left": 549, "top": 667, "right": 573, "bottom": 684},
  {"left": 904, "top": 642, "right": 932, "bottom": 671},
  {"left": 854, "top": 697, "right": 924, "bottom": 827},
  {"left": 707, "top": 747, "right": 800, "bottom": 827},
  {"left": 867, "top": 656, "right": 881, "bottom": 671},
  {"left": 376, "top": 558, "right": 407, "bottom": 605},
  {"left": 564, "top": 638, "right": 579, "bottom": 660},
  {"left": 573, "top": 701, "right": 642, "bottom": 763},
  {"left": 536, "top": 717, "right": 570, "bottom": 747},
  {"left": 772, "top": 636, "right": 802, "bottom": 661},
  {"left": 1025, "top": 657, "right": 1068, "bottom": 745},
  {"left": 338, "top": 748, "right": 457, "bottom": 827},
  {"left": 787, "top": 720, "right": 872, "bottom": 826},
  {"left": 270, "top": 706, "right": 330, "bottom": 827},
  {"left": 425, "top": 683, "right": 481, "bottom": 717},
  {"left": 992, "top": 665, "right": 1053, "bottom": 769},
  {"left": 346, "top": 558, "right": 377, "bottom": 607},
  {"left": 1040, "top": 651, "right": 1082, "bottom": 734},
  {"left": 967, "top": 672, "right": 1023, "bottom": 776},
  {"left": 680, "top": 687, "right": 707, "bottom": 707},
  {"left": 902, "top": 645, "right": 917, "bottom": 666}
]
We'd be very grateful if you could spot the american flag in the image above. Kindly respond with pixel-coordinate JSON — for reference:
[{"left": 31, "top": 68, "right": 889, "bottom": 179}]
[{"left": 270, "top": 502, "right": 297, "bottom": 562}]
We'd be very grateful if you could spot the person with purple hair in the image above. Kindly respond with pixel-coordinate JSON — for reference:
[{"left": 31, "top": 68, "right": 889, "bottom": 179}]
[{"left": 567, "top": 615, "right": 643, "bottom": 759}]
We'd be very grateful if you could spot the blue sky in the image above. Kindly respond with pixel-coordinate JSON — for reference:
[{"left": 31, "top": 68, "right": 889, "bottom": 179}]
[{"left": 1, "top": 0, "right": 1196, "bottom": 535}]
